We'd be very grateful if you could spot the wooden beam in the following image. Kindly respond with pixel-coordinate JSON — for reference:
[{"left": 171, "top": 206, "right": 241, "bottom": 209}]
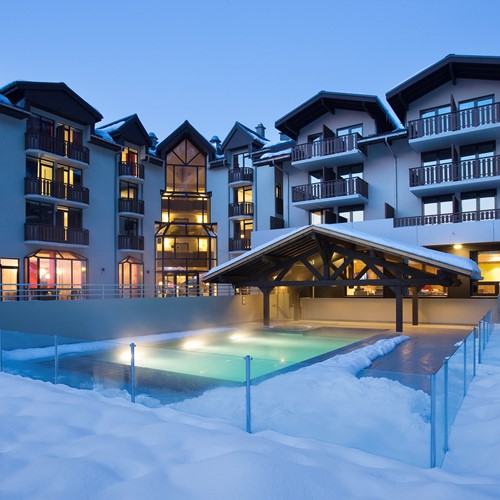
[
  {"left": 412, "top": 286, "right": 419, "bottom": 326},
  {"left": 395, "top": 286, "right": 403, "bottom": 333}
]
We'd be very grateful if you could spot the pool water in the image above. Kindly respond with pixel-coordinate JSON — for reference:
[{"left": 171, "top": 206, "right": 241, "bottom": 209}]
[{"left": 95, "top": 328, "right": 378, "bottom": 383}]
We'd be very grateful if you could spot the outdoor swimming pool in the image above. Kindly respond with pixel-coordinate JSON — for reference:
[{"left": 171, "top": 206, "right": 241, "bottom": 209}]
[{"left": 90, "top": 326, "right": 386, "bottom": 383}]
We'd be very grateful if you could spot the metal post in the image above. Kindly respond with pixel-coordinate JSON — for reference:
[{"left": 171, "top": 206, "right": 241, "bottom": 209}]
[
  {"left": 473, "top": 327, "right": 477, "bottom": 376},
  {"left": 430, "top": 373, "right": 436, "bottom": 468},
  {"left": 245, "top": 355, "right": 252, "bottom": 433},
  {"left": 0, "top": 329, "right": 3, "bottom": 372},
  {"left": 478, "top": 320, "right": 483, "bottom": 364},
  {"left": 130, "top": 343, "right": 136, "bottom": 403},
  {"left": 444, "top": 358, "right": 449, "bottom": 453},
  {"left": 463, "top": 337, "right": 467, "bottom": 396},
  {"left": 54, "top": 335, "right": 59, "bottom": 384}
]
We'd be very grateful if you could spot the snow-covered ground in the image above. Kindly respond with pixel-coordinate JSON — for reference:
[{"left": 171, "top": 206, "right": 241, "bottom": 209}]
[{"left": 0, "top": 328, "right": 499, "bottom": 499}]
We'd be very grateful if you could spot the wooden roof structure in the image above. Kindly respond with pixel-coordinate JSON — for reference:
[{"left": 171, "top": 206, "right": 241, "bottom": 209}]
[{"left": 205, "top": 225, "right": 481, "bottom": 331}]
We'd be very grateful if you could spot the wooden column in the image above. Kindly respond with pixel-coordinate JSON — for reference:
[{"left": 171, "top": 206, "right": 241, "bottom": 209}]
[
  {"left": 412, "top": 286, "right": 419, "bottom": 326},
  {"left": 260, "top": 287, "right": 273, "bottom": 327},
  {"left": 395, "top": 286, "right": 403, "bottom": 333}
]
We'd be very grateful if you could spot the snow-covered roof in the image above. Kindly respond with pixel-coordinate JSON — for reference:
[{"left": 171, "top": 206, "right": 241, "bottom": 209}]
[
  {"left": 205, "top": 224, "right": 482, "bottom": 281},
  {"left": 0, "top": 94, "right": 12, "bottom": 106},
  {"left": 93, "top": 128, "right": 117, "bottom": 144},
  {"left": 257, "top": 148, "right": 292, "bottom": 160},
  {"left": 98, "top": 118, "right": 128, "bottom": 134}
]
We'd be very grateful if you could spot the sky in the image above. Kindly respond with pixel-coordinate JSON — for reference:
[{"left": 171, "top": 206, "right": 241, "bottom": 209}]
[
  {"left": 1, "top": 327, "right": 499, "bottom": 498},
  {"left": 2, "top": 0, "right": 500, "bottom": 144}
]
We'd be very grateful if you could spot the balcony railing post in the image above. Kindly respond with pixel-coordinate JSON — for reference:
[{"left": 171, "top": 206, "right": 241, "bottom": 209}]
[
  {"left": 245, "top": 355, "right": 252, "bottom": 433},
  {"left": 54, "top": 335, "right": 59, "bottom": 384},
  {"left": 130, "top": 343, "right": 136, "bottom": 403}
]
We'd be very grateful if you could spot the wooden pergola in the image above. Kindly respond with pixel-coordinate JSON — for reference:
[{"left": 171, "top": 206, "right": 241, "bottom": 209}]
[{"left": 204, "top": 226, "right": 482, "bottom": 332}]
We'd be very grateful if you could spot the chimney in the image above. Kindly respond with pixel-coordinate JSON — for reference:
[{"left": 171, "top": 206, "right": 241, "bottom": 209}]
[
  {"left": 256, "top": 123, "right": 266, "bottom": 138},
  {"left": 148, "top": 132, "right": 158, "bottom": 148},
  {"left": 210, "top": 135, "right": 222, "bottom": 155}
]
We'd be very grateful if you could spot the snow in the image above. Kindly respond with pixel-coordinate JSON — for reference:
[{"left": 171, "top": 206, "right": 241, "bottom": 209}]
[
  {"left": 205, "top": 224, "right": 482, "bottom": 280},
  {"left": 93, "top": 128, "right": 117, "bottom": 144},
  {"left": 0, "top": 93, "right": 13, "bottom": 106},
  {"left": 1, "top": 326, "right": 500, "bottom": 498},
  {"left": 98, "top": 118, "right": 128, "bottom": 134}
]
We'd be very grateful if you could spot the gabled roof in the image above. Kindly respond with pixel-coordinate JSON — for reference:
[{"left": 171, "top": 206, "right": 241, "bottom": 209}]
[
  {"left": 98, "top": 114, "right": 152, "bottom": 148},
  {"left": 386, "top": 54, "right": 500, "bottom": 122},
  {"left": 0, "top": 81, "right": 102, "bottom": 125},
  {"left": 204, "top": 224, "right": 481, "bottom": 284},
  {"left": 220, "top": 121, "right": 268, "bottom": 151},
  {"left": 156, "top": 120, "right": 214, "bottom": 159},
  {"left": 275, "top": 92, "right": 397, "bottom": 140}
]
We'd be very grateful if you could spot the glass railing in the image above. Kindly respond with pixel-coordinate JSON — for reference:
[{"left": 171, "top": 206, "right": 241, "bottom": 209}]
[{"left": 0, "top": 306, "right": 495, "bottom": 469}]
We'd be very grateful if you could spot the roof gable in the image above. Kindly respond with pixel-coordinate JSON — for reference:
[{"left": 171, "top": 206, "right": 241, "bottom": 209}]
[
  {"left": 386, "top": 54, "right": 500, "bottom": 122},
  {"left": 98, "top": 114, "right": 152, "bottom": 148},
  {"left": 220, "top": 122, "right": 268, "bottom": 151},
  {"left": 156, "top": 120, "right": 214, "bottom": 159},
  {"left": 0, "top": 81, "right": 102, "bottom": 126},
  {"left": 275, "top": 92, "right": 397, "bottom": 140}
]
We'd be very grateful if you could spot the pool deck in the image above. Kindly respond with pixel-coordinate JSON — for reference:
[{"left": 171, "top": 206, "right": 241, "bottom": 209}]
[{"left": 262, "top": 320, "right": 475, "bottom": 391}]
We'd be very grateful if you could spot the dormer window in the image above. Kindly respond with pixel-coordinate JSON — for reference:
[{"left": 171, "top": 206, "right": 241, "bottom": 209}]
[
  {"left": 122, "top": 147, "right": 139, "bottom": 165},
  {"left": 233, "top": 152, "right": 252, "bottom": 169}
]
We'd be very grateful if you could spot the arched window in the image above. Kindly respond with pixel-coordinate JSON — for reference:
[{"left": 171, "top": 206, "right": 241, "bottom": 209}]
[
  {"left": 25, "top": 249, "right": 87, "bottom": 300},
  {"left": 118, "top": 256, "right": 143, "bottom": 298}
]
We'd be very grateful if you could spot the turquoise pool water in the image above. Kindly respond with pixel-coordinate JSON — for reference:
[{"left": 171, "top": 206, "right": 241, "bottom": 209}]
[{"left": 97, "top": 328, "right": 377, "bottom": 382}]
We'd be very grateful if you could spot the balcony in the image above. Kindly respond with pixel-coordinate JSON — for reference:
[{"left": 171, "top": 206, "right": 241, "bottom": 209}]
[
  {"left": 228, "top": 202, "right": 254, "bottom": 219},
  {"left": 394, "top": 208, "right": 500, "bottom": 228},
  {"left": 409, "top": 156, "right": 500, "bottom": 196},
  {"left": 291, "top": 177, "right": 368, "bottom": 210},
  {"left": 25, "top": 223, "right": 89, "bottom": 246},
  {"left": 25, "top": 177, "right": 89, "bottom": 206},
  {"left": 118, "top": 161, "right": 145, "bottom": 181},
  {"left": 118, "top": 235, "right": 144, "bottom": 251},
  {"left": 118, "top": 198, "right": 145, "bottom": 215},
  {"left": 408, "top": 102, "right": 500, "bottom": 151},
  {"left": 229, "top": 238, "right": 251, "bottom": 252},
  {"left": 291, "top": 134, "right": 366, "bottom": 170},
  {"left": 228, "top": 167, "right": 253, "bottom": 187},
  {"left": 25, "top": 132, "right": 90, "bottom": 164}
]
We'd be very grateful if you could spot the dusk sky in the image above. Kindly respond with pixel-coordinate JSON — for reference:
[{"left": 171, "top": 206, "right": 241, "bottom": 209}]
[{"left": 2, "top": 0, "right": 500, "bottom": 143}]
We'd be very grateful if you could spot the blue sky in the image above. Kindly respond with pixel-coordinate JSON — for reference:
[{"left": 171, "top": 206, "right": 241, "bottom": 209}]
[{"left": 2, "top": 0, "right": 500, "bottom": 143}]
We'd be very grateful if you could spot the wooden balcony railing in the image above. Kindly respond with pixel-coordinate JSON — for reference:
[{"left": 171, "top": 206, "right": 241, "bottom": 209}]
[
  {"left": 291, "top": 133, "right": 364, "bottom": 162},
  {"left": 118, "top": 235, "right": 144, "bottom": 250},
  {"left": 409, "top": 156, "right": 500, "bottom": 187},
  {"left": 118, "top": 161, "right": 145, "bottom": 180},
  {"left": 25, "top": 223, "right": 89, "bottom": 245},
  {"left": 229, "top": 238, "right": 251, "bottom": 252},
  {"left": 292, "top": 177, "right": 368, "bottom": 202},
  {"left": 25, "top": 132, "right": 90, "bottom": 163},
  {"left": 394, "top": 208, "right": 500, "bottom": 228},
  {"left": 118, "top": 198, "right": 145, "bottom": 215},
  {"left": 408, "top": 102, "right": 500, "bottom": 139},
  {"left": 228, "top": 167, "right": 253, "bottom": 184},
  {"left": 228, "top": 202, "right": 254, "bottom": 217},
  {"left": 25, "top": 177, "right": 89, "bottom": 204}
]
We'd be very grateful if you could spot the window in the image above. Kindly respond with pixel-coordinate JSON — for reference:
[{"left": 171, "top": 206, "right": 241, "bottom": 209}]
[
  {"left": 233, "top": 220, "right": 253, "bottom": 239},
  {"left": 338, "top": 164, "right": 363, "bottom": 180},
  {"left": 337, "top": 124, "right": 363, "bottom": 137},
  {"left": 57, "top": 123, "right": 82, "bottom": 145},
  {"left": 56, "top": 206, "right": 82, "bottom": 229},
  {"left": 420, "top": 104, "right": 452, "bottom": 119},
  {"left": 345, "top": 260, "right": 383, "bottom": 297},
  {"left": 310, "top": 209, "right": 335, "bottom": 224},
  {"left": 120, "top": 217, "right": 139, "bottom": 236},
  {"left": 234, "top": 186, "right": 252, "bottom": 204},
  {"left": 56, "top": 165, "right": 82, "bottom": 186},
  {"left": 122, "top": 147, "right": 139, "bottom": 164},
  {"left": 423, "top": 195, "right": 454, "bottom": 217},
  {"left": 27, "top": 115, "right": 54, "bottom": 136},
  {"left": 119, "top": 256, "right": 143, "bottom": 297},
  {"left": 471, "top": 250, "right": 500, "bottom": 296},
  {"left": 161, "top": 194, "right": 210, "bottom": 224},
  {"left": 338, "top": 204, "right": 364, "bottom": 223},
  {"left": 458, "top": 95, "right": 494, "bottom": 111},
  {"left": 26, "top": 201, "right": 54, "bottom": 225},
  {"left": 120, "top": 181, "right": 139, "bottom": 200},
  {"left": 233, "top": 152, "right": 252, "bottom": 169},
  {"left": 460, "top": 142, "right": 495, "bottom": 179},
  {"left": 461, "top": 190, "right": 495, "bottom": 213},
  {"left": 166, "top": 139, "right": 206, "bottom": 193},
  {"left": 0, "top": 258, "right": 19, "bottom": 301}
]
